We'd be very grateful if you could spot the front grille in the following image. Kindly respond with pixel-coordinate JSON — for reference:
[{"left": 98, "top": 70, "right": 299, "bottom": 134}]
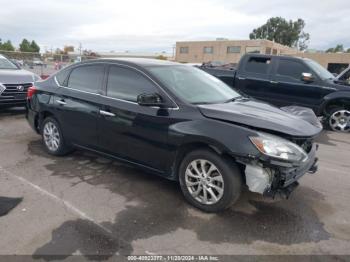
[
  {"left": 294, "top": 139, "right": 313, "bottom": 153},
  {"left": 0, "top": 83, "right": 32, "bottom": 100}
]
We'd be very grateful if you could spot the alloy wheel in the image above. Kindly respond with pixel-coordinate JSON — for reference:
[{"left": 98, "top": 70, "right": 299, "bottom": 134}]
[
  {"left": 43, "top": 121, "right": 60, "bottom": 151},
  {"left": 329, "top": 110, "right": 350, "bottom": 132},
  {"left": 185, "top": 159, "right": 224, "bottom": 205}
]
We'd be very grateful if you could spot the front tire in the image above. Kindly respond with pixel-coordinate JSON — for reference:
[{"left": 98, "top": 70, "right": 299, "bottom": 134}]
[
  {"left": 327, "top": 107, "right": 350, "bottom": 132},
  {"left": 179, "top": 149, "right": 242, "bottom": 213},
  {"left": 41, "top": 117, "right": 71, "bottom": 156}
]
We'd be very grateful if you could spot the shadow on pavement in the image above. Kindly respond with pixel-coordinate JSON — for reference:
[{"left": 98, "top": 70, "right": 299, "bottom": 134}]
[
  {"left": 0, "top": 107, "right": 26, "bottom": 118},
  {"left": 0, "top": 197, "right": 23, "bottom": 217},
  {"left": 316, "top": 130, "right": 350, "bottom": 146},
  {"left": 28, "top": 140, "right": 331, "bottom": 260}
]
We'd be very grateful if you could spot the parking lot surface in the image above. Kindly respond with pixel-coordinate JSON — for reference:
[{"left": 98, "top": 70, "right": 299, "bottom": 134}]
[{"left": 0, "top": 108, "right": 349, "bottom": 258}]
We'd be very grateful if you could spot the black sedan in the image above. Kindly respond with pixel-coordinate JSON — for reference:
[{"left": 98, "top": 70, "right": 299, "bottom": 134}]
[{"left": 26, "top": 58, "right": 321, "bottom": 212}]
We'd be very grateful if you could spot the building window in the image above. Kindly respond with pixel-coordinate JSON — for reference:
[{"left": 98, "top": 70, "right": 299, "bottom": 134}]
[
  {"left": 245, "top": 46, "right": 260, "bottom": 54},
  {"left": 227, "top": 46, "right": 241, "bottom": 53},
  {"left": 265, "top": 47, "right": 272, "bottom": 54},
  {"left": 180, "top": 47, "right": 189, "bottom": 54},
  {"left": 272, "top": 49, "right": 278, "bottom": 55},
  {"left": 203, "top": 47, "right": 214, "bottom": 54}
]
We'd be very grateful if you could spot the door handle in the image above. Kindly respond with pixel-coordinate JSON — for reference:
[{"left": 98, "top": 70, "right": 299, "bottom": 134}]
[
  {"left": 238, "top": 77, "right": 246, "bottom": 80},
  {"left": 56, "top": 99, "right": 67, "bottom": 105},
  {"left": 270, "top": 81, "right": 279, "bottom": 84},
  {"left": 99, "top": 110, "right": 116, "bottom": 117}
]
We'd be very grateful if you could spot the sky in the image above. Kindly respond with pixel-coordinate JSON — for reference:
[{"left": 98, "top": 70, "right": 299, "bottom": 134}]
[{"left": 0, "top": 0, "right": 349, "bottom": 53}]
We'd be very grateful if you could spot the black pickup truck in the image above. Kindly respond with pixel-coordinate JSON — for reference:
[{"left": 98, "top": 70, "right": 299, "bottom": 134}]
[{"left": 201, "top": 54, "right": 350, "bottom": 132}]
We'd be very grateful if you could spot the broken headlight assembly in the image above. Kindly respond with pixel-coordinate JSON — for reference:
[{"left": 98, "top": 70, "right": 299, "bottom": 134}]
[{"left": 249, "top": 132, "right": 308, "bottom": 163}]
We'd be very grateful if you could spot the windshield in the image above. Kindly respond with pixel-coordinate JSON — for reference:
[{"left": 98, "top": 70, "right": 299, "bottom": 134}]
[
  {"left": 0, "top": 57, "right": 18, "bottom": 69},
  {"left": 148, "top": 65, "right": 241, "bottom": 104},
  {"left": 304, "top": 59, "right": 334, "bottom": 80},
  {"left": 338, "top": 67, "right": 350, "bottom": 84}
]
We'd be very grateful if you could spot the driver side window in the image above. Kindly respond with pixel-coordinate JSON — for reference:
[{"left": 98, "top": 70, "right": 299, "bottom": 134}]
[
  {"left": 277, "top": 60, "right": 311, "bottom": 81},
  {"left": 107, "top": 66, "right": 158, "bottom": 102}
]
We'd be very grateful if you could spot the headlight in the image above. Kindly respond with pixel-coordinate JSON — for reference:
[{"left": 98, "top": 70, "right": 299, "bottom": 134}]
[{"left": 249, "top": 132, "right": 308, "bottom": 162}]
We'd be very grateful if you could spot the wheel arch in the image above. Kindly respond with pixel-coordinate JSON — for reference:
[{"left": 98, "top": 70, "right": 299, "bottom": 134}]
[
  {"left": 36, "top": 110, "right": 56, "bottom": 133},
  {"left": 319, "top": 92, "right": 350, "bottom": 116},
  {"left": 171, "top": 141, "right": 239, "bottom": 181}
]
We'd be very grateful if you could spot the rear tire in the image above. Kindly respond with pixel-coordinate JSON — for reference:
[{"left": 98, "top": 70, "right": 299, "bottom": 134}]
[
  {"left": 326, "top": 107, "right": 350, "bottom": 132},
  {"left": 179, "top": 149, "right": 242, "bottom": 213},
  {"left": 41, "top": 117, "right": 72, "bottom": 156}
]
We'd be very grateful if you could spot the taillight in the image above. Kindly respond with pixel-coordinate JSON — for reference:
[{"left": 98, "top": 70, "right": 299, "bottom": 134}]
[{"left": 27, "top": 86, "right": 37, "bottom": 99}]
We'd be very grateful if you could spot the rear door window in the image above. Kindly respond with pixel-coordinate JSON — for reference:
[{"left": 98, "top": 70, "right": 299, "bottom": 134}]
[
  {"left": 67, "top": 64, "right": 104, "bottom": 93},
  {"left": 245, "top": 57, "right": 271, "bottom": 75},
  {"left": 55, "top": 69, "right": 70, "bottom": 86},
  {"left": 106, "top": 66, "right": 158, "bottom": 102}
]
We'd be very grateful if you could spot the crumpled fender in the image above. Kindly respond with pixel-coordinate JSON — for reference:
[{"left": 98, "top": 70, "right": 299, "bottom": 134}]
[
  {"left": 169, "top": 119, "right": 260, "bottom": 157},
  {"left": 280, "top": 106, "right": 323, "bottom": 129}
]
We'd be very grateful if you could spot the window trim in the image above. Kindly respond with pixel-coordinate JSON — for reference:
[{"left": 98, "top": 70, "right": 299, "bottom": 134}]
[
  {"left": 244, "top": 56, "right": 272, "bottom": 75},
  {"left": 276, "top": 58, "right": 315, "bottom": 82},
  {"left": 203, "top": 46, "right": 214, "bottom": 54},
  {"left": 54, "top": 68, "right": 71, "bottom": 87},
  {"left": 105, "top": 64, "right": 162, "bottom": 103},
  {"left": 66, "top": 63, "right": 106, "bottom": 94},
  {"left": 179, "top": 46, "right": 189, "bottom": 54},
  {"left": 265, "top": 47, "right": 272, "bottom": 55},
  {"left": 55, "top": 61, "right": 179, "bottom": 109},
  {"left": 245, "top": 46, "right": 261, "bottom": 54},
  {"left": 227, "top": 46, "right": 241, "bottom": 54}
]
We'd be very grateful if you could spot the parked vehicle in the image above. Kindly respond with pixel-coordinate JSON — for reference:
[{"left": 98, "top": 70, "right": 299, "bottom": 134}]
[
  {"left": 26, "top": 58, "right": 321, "bottom": 212},
  {"left": 0, "top": 55, "right": 41, "bottom": 108},
  {"left": 201, "top": 54, "right": 350, "bottom": 132},
  {"left": 32, "top": 58, "right": 44, "bottom": 66},
  {"left": 10, "top": 59, "right": 24, "bottom": 67}
]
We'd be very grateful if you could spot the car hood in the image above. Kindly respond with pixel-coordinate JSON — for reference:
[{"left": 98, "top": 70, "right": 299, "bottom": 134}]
[
  {"left": 198, "top": 99, "right": 322, "bottom": 137},
  {"left": 0, "top": 69, "right": 36, "bottom": 84},
  {"left": 332, "top": 81, "right": 350, "bottom": 90}
]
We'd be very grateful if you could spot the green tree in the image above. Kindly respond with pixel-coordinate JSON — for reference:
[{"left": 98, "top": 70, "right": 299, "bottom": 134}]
[
  {"left": 30, "top": 40, "right": 40, "bottom": 52},
  {"left": 19, "top": 39, "right": 32, "bottom": 52},
  {"left": 326, "top": 44, "right": 344, "bottom": 53},
  {"left": 0, "top": 40, "right": 15, "bottom": 51},
  {"left": 249, "top": 17, "right": 310, "bottom": 51},
  {"left": 19, "top": 39, "right": 40, "bottom": 52},
  {"left": 347, "top": 48, "right": 350, "bottom": 53}
]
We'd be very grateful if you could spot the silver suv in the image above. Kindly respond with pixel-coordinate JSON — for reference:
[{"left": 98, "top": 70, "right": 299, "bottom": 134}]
[{"left": 0, "top": 55, "right": 40, "bottom": 108}]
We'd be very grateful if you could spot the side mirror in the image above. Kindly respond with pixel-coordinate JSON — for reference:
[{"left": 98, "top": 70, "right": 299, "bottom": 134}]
[
  {"left": 301, "top": 72, "right": 315, "bottom": 83},
  {"left": 137, "top": 93, "right": 164, "bottom": 107}
]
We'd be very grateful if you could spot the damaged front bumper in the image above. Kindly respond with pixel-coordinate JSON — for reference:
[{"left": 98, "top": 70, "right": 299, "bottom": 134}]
[{"left": 243, "top": 143, "right": 318, "bottom": 199}]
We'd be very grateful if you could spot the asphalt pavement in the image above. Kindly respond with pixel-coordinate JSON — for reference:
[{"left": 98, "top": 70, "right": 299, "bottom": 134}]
[{"left": 0, "top": 108, "right": 349, "bottom": 259}]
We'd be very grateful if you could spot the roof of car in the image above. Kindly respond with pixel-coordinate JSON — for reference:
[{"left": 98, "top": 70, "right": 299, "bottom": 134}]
[{"left": 81, "top": 57, "right": 181, "bottom": 67}]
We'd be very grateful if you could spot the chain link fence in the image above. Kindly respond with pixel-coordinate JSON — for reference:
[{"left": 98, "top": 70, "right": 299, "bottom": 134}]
[{"left": 0, "top": 50, "right": 99, "bottom": 79}]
